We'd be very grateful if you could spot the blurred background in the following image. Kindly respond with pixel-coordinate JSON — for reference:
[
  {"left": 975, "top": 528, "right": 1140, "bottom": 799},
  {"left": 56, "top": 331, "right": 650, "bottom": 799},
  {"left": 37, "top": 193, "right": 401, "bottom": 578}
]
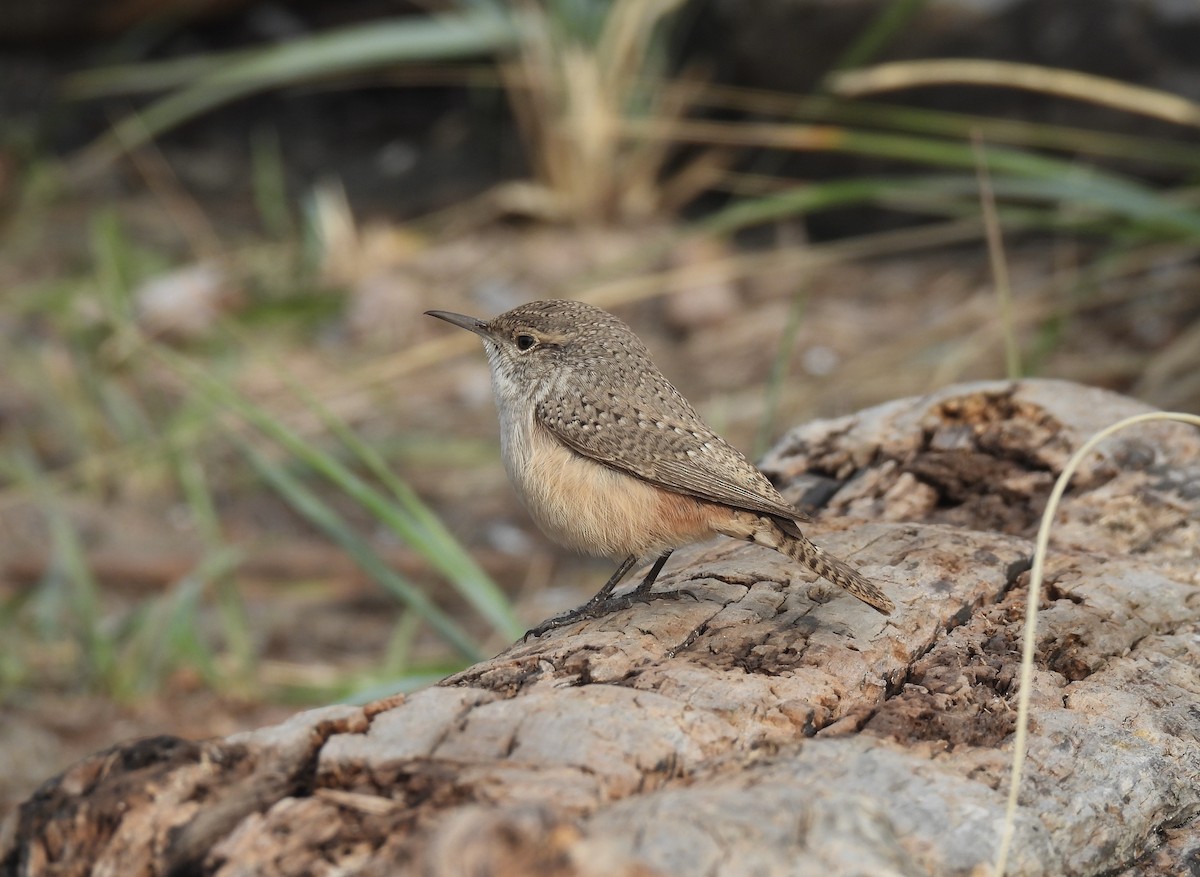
[{"left": 1, "top": 0, "right": 1198, "bottom": 815}]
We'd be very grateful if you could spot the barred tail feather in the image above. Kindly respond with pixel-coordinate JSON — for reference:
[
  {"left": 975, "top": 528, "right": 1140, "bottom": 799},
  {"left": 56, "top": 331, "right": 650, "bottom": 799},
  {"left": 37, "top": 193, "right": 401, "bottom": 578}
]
[
  {"left": 713, "top": 510, "right": 895, "bottom": 615},
  {"left": 776, "top": 531, "right": 894, "bottom": 615}
]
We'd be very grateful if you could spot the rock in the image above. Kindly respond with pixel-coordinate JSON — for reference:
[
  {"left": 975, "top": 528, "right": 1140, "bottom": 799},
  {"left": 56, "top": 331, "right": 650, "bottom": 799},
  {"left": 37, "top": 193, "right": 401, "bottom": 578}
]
[
  {"left": 3, "top": 379, "right": 1197, "bottom": 876},
  {"left": 134, "top": 261, "right": 240, "bottom": 341}
]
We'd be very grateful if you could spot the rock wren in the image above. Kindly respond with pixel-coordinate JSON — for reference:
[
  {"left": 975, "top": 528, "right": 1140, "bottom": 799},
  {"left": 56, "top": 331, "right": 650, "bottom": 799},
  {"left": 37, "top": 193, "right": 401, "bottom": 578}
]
[{"left": 426, "top": 299, "right": 894, "bottom": 635}]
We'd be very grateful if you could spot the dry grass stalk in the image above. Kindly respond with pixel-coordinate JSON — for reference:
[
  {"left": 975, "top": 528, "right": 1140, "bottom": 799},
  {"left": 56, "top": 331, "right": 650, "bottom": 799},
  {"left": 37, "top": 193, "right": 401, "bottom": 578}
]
[
  {"left": 501, "top": 0, "right": 711, "bottom": 223},
  {"left": 829, "top": 59, "right": 1200, "bottom": 128}
]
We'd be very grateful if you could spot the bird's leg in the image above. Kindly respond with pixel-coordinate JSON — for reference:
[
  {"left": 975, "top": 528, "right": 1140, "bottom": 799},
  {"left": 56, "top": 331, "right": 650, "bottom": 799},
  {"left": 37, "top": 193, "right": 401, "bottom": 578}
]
[
  {"left": 524, "top": 551, "right": 689, "bottom": 639},
  {"left": 627, "top": 549, "right": 673, "bottom": 596},
  {"left": 582, "top": 554, "right": 639, "bottom": 607}
]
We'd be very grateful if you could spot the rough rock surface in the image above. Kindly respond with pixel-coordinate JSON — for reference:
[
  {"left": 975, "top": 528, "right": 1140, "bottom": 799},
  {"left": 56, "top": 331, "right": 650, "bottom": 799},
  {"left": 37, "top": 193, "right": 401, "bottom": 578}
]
[{"left": 3, "top": 379, "right": 1198, "bottom": 877}]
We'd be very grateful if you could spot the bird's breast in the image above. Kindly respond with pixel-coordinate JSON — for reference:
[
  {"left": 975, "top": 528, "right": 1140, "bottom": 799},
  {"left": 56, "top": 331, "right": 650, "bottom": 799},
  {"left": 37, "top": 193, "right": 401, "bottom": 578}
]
[{"left": 498, "top": 409, "right": 725, "bottom": 558}]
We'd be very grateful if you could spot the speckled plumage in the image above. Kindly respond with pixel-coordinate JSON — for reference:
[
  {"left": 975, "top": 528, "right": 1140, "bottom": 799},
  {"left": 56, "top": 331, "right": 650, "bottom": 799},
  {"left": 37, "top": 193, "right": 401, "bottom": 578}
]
[{"left": 426, "top": 299, "right": 894, "bottom": 620}]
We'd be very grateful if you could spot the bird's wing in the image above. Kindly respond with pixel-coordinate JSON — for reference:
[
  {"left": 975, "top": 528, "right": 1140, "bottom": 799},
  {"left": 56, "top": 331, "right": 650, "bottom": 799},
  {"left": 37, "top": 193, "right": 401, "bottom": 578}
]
[{"left": 535, "top": 389, "right": 811, "bottom": 524}]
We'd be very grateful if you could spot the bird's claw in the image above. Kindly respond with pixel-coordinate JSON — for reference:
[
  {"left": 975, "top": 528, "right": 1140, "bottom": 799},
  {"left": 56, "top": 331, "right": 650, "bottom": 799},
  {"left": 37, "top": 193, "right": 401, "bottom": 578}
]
[{"left": 522, "top": 587, "right": 701, "bottom": 639}]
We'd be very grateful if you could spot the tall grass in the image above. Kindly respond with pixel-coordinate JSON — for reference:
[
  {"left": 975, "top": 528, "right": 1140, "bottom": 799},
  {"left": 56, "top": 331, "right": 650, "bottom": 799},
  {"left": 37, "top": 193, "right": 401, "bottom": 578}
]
[
  {"left": 0, "top": 207, "right": 515, "bottom": 705},
  {"left": 65, "top": 0, "right": 1200, "bottom": 237}
]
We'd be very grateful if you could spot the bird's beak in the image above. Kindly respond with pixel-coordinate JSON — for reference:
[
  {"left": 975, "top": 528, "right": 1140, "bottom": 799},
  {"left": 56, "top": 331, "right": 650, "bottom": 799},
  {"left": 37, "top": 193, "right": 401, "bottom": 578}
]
[{"left": 424, "top": 310, "right": 492, "bottom": 339}]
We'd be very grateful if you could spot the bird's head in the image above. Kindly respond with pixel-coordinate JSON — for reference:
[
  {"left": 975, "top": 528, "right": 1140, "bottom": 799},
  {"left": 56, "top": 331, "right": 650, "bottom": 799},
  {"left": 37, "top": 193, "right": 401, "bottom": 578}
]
[{"left": 425, "top": 299, "right": 649, "bottom": 404}]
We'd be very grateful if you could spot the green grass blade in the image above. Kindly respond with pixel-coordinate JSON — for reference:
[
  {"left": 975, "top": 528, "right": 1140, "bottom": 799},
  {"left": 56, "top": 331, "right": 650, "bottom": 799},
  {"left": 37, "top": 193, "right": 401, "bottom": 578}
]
[
  {"left": 701, "top": 170, "right": 1200, "bottom": 239},
  {"left": 381, "top": 611, "right": 422, "bottom": 677},
  {"left": 691, "top": 88, "right": 1200, "bottom": 171},
  {"left": 124, "top": 548, "right": 242, "bottom": 696},
  {"left": 650, "top": 119, "right": 1200, "bottom": 235},
  {"left": 127, "top": 335, "right": 522, "bottom": 641},
  {"left": 79, "top": 10, "right": 522, "bottom": 165},
  {"left": 819, "top": 98, "right": 1200, "bottom": 172},
  {"left": 156, "top": 320, "right": 522, "bottom": 642},
  {"left": 14, "top": 447, "right": 118, "bottom": 688},
  {"left": 251, "top": 126, "right": 295, "bottom": 239},
  {"left": 170, "top": 433, "right": 256, "bottom": 678},
  {"left": 257, "top": 356, "right": 521, "bottom": 642},
  {"left": 826, "top": 129, "right": 1200, "bottom": 234},
  {"left": 830, "top": 0, "right": 929, "bottom": 73},
  {"left": 65, "top": 52, "right": 256, "bottom": 98},
  {"left": 236, "top": 434, "right": 485, "bottom": 662},
  {"left": 701, "top": 177, "right": 925, "bottom": 234}
]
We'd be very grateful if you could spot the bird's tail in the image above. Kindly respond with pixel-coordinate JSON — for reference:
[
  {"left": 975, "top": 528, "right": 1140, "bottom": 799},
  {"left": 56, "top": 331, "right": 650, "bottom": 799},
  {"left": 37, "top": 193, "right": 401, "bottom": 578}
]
[
  {"left": 770, "top": 526, "right": 894, "bottom": 615},
  {"left": 715, "top": 510, "right": 895, "bottom": 615}
]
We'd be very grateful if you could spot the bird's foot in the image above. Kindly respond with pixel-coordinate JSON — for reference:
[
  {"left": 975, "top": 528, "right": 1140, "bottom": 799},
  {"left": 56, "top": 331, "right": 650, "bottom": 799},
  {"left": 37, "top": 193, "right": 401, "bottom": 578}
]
[{"left": 522, "top": 587, "right": 700, "bottom": 640}]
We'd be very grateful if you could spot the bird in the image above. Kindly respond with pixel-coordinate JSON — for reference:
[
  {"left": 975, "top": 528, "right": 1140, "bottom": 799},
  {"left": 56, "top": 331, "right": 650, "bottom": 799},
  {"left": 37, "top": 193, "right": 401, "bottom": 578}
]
[{"left": 425, "top": 299, "right": 894, "bottom": 636}]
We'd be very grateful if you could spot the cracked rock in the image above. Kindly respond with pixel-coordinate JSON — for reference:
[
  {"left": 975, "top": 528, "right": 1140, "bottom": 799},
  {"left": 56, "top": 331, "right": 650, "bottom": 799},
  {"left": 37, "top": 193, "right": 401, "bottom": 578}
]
[{"left": 3, "top": 379, "right": 1198, "bottom": 877}]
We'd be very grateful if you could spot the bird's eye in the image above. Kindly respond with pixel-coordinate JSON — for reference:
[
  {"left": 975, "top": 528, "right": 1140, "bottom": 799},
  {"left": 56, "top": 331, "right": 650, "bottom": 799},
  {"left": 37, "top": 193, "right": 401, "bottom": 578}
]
[{"left": 515, "top": 333, "right": 537, "bottom": 351}]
